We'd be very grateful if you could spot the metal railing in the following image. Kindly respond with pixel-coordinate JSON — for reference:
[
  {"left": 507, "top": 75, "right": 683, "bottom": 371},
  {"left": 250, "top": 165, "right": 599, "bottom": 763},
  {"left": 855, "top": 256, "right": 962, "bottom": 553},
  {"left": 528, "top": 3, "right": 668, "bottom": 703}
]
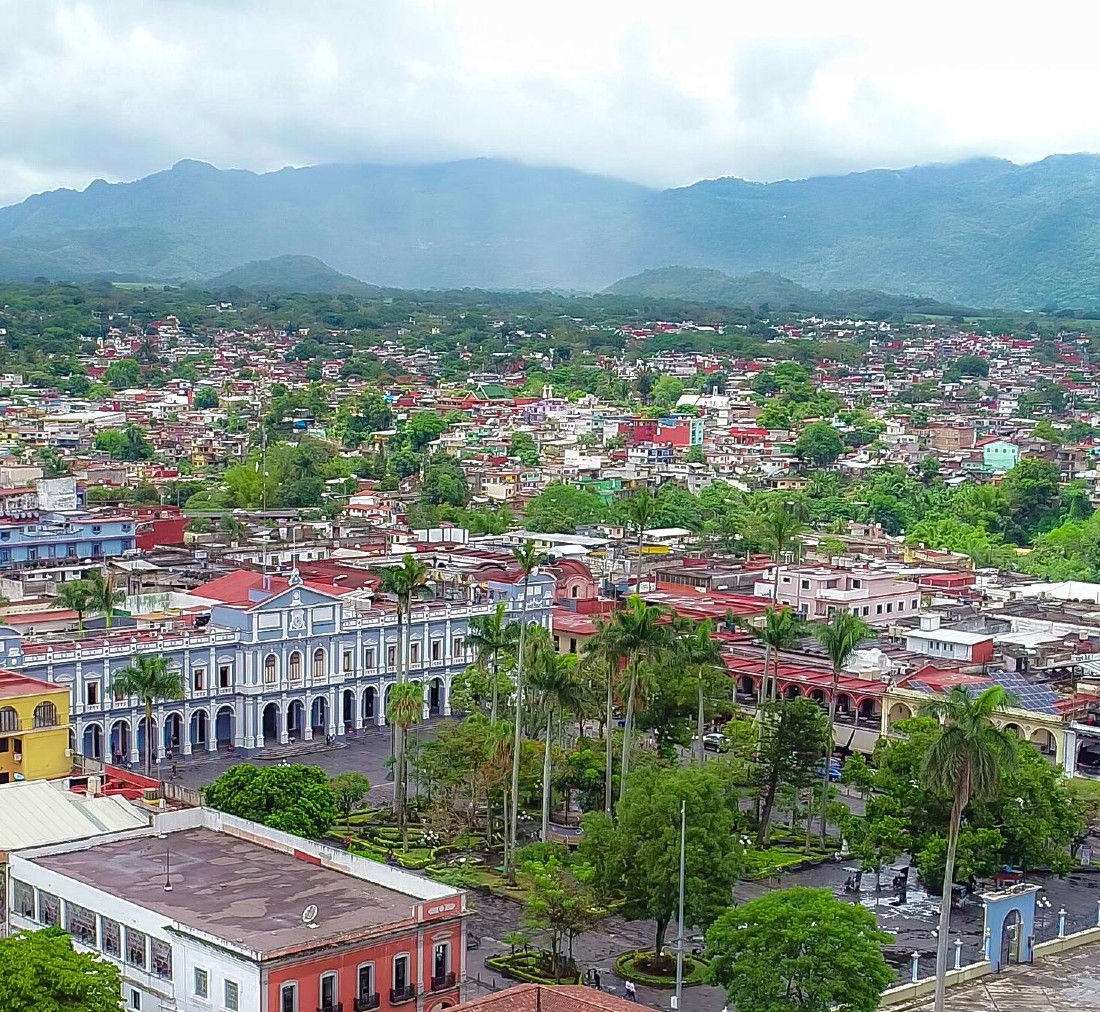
[
  {"left": 431, "top": 973, "right": 457, "bottom": 992},
  {"left": 353, "top": 996, "right": 380, "bottom": 1012},
  {"left": 389, "top": 986, "right": 417, "bottom": 1004}
]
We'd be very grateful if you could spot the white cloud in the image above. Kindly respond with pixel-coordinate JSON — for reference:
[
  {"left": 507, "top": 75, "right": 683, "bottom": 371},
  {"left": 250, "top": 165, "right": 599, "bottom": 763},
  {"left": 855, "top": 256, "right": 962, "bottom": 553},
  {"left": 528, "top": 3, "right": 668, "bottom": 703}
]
[{"left": 2, "top": 0, "right": 1100, "bottom": 205}]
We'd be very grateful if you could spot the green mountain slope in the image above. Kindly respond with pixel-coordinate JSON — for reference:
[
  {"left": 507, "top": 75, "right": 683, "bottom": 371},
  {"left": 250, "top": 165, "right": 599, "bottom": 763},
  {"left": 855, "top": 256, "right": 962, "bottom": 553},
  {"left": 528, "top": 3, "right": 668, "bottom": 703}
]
[
  {"left": 3, "top": 154, "right": 1100, "bottom": 307},
  {"left": 207, "top": 255, "right": 379, "bottom": 295},
  {"left": 606, "top": 267, "right": 975, "bottom": 315}
]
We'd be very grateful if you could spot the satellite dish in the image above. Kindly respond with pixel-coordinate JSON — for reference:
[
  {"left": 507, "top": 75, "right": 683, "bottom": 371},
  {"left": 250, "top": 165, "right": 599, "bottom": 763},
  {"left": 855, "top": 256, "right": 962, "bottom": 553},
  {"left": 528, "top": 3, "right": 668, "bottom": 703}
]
[{"left": 302, "top": 905, "right": 318, "bottom": 925}]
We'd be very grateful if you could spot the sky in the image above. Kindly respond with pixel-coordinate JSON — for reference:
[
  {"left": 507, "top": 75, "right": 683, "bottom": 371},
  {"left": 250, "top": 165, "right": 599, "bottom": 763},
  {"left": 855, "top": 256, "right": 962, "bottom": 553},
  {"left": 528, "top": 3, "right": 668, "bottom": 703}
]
[{"left": 3, "top": 0, "right": 1100, "bottom": 206}]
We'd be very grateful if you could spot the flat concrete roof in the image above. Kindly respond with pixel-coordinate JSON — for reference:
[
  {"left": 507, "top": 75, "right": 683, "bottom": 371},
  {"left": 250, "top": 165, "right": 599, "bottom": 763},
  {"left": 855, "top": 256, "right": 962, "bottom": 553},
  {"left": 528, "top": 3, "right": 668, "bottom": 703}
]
[{"left": 34, "top": 828, "right": 418, "bottom": 954}]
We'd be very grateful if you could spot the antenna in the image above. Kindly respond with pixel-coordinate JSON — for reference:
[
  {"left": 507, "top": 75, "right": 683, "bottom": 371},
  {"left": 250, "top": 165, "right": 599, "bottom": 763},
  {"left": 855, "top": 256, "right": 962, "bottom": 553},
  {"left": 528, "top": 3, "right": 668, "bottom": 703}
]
[{"left": 302, "top": 904, "right": 319, "bottom": 928}]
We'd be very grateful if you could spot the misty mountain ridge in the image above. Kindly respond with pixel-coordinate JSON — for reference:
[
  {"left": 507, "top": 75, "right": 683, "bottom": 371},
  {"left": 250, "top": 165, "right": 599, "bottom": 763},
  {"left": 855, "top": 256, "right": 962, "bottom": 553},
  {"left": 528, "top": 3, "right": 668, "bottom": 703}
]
[{"left": 4, "top": 154, "right": 1100, "bottom": 307}]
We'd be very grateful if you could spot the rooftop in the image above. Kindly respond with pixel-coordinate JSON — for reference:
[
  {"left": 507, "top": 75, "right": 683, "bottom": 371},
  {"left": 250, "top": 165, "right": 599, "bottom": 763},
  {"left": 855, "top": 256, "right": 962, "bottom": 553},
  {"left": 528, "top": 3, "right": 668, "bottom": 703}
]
[
  {"left": 0, "top": 668, "right": 66, "bottom": 699},
  {"left": 34, "top": 826, "right": 429, "bottom": 954}
]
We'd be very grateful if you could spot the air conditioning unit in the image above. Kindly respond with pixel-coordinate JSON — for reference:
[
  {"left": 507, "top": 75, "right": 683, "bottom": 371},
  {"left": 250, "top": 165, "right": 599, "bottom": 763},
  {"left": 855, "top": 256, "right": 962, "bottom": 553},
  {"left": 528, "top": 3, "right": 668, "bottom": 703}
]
[
  {"left": 64, "top": 748, "right": 72, "bottom": 757},
  {"left": 13, "top": 753, "right": 22, "bottom": 762}
]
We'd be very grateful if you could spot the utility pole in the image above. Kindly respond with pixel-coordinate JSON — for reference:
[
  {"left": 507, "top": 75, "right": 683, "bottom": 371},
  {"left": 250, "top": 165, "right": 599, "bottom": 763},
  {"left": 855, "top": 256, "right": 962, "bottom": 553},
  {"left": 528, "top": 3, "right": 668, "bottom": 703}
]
[{"left": 674, "top": 799, "right": 686, "bottom": 1010}]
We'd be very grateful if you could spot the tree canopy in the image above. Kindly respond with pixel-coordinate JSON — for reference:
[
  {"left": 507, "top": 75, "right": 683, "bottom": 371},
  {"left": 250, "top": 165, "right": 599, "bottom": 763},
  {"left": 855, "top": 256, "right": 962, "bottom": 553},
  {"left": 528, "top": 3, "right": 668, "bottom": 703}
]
[
  {"left": 0, "top": 927, "right": 123, "bottom": 1012},
  {"left": 204, "top": 763, "right": 338, "bottom": 839}
]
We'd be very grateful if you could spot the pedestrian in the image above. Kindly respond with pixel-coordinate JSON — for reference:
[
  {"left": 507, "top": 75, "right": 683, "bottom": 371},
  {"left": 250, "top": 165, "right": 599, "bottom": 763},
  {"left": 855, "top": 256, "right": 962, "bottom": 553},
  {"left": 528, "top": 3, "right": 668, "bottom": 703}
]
[
  {"left": 624, "top": 980, "right": 636, "bottom": 1002},
  {"left": 593, "top": 970, "right": 601, "bottom": 991}
]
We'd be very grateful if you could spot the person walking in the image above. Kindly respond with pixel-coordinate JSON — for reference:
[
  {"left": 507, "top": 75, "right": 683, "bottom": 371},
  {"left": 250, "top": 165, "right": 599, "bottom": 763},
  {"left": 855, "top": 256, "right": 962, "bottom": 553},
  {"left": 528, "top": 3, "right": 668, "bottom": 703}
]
[{"left": 624, "top": 980, "right": 636, "bottom": 1002}]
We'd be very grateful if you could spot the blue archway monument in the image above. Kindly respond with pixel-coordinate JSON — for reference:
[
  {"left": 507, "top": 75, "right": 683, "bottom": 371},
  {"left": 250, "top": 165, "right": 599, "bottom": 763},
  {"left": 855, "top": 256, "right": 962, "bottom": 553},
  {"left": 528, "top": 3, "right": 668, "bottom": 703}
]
[{"left": 981, "top": 882, "right": 1039, "bottom": 972}]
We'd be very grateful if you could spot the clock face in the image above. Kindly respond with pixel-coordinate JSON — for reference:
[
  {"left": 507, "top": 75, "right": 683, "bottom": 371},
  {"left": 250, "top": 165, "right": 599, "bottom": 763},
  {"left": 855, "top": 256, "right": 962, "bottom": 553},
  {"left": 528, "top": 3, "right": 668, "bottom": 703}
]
[{"left": 289, "top": 608, "right": 306, "bottom": 631}]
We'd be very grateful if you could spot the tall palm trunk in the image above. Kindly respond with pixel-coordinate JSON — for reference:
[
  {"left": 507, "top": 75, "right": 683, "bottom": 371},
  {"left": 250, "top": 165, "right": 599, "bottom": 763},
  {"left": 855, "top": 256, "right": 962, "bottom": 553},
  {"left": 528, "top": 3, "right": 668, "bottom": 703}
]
[
  {"left": 619, "top": 659, "right": 639, "bottom": 803},
  {"left": 490, "top": 655, "right": 499, "bottom": 724},
  {"left": 541, "top": 706, "right": 554, "bottom": 841},
  {"left": 508, "top": 574, "right": 531, "bottom": 885},
  {"left": 818, "top": 664, "right": 841, "bottom": 846},
  {"left": 604, "top": 658, "right": 615, "bottom": 816},
  {"left": 143, "top": 697, "right": 153, "bottom": 777},
  {"left": 394, "top": 606, "right": 407, "bottom": 836},
  {"left": 934, "top": 790, "right": 966, "bottom": 1012},
  {"left": 695, "top": 676, "right": 706, "bottom": 765}
]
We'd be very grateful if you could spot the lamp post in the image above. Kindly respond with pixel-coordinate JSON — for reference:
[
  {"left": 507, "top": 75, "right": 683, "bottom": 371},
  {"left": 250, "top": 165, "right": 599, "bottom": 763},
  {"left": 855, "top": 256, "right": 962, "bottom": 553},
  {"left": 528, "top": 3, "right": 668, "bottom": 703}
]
[{"left": 673, "top": 800, "right": 686, "bottom": 1010}]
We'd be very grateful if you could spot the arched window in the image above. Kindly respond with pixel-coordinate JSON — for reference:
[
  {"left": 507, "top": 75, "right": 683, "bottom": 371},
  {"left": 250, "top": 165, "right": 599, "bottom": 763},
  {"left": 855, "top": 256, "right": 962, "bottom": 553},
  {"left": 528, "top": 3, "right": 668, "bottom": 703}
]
[
  {"left": 264, "top": 655, "right": 278, "bottom": 684},
  {"left": 33, "top": 701, "right": 58, "bottom": 728},
  {"left": 313, "top": 648, "right": 326, "bottom": 681},
  {"left": 0, "top": 706, "right": 18, "bottom": 732},
  {"left": 289, "top": 651, "right": 302, "bottom": 682}
]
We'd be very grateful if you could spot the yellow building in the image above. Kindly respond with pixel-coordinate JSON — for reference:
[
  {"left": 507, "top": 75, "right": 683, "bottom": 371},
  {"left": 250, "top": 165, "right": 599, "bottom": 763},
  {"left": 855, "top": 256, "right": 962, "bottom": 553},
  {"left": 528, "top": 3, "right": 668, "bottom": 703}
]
[{"left": 0, "top": 670, "right": 71, "bottom": 784}]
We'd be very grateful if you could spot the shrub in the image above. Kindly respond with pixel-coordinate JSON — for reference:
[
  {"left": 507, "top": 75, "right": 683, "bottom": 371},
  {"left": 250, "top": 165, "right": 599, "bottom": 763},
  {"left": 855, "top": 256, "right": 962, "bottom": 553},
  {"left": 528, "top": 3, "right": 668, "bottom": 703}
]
[{"left": 614, "top": 950, "right": 709, "bottom": 988}]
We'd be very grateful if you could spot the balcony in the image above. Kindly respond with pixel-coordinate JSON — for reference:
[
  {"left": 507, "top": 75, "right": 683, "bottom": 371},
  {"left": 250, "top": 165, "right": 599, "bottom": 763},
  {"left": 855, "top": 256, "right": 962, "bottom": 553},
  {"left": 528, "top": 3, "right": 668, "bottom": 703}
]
[
  {"left": 354, "top": 996, "right": 380, "bottom": 1012},
  {"left": 317, "top": 1004, "right": 343, "bottom": 1012},
  {"left": 389, "top": 986, "right": 417, "bottom": 1004},
  {"left": 431, "top": 973, "right": 457, "bottom": 992}
]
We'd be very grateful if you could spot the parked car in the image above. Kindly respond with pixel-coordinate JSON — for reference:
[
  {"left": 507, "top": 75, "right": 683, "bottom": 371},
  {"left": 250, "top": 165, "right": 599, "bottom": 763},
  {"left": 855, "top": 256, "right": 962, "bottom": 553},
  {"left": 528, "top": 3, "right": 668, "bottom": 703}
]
[
  {"left": 702, "top": 732, "right": 729, "bottom": 753},
  {"left": 815, "top": 758, "right": 843, "bottom": 781}
]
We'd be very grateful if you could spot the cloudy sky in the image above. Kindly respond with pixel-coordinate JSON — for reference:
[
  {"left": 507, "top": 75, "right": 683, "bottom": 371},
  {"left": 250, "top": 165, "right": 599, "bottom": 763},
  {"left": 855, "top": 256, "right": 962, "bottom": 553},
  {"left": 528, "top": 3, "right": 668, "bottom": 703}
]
[{"left": 2, "top": 0, "right": 1098, "bottom": 206}]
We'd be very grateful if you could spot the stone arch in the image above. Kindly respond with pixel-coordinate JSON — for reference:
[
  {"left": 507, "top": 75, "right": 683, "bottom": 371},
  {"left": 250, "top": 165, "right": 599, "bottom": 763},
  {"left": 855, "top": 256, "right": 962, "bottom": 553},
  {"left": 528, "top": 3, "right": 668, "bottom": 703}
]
[
  {"left": 189, "top": 709, "right": 209, "bottom": 749},
  {"left": 835, "top": 692, "right": 854, "bottom": 716},
  {"left": 783, "top": 684, "right": 802, "bottom": 700},
  {"left": 163, "top": 711, "right": 183, "bottom": 752},
  {"left": 887, "top": 701, "right": 913, "bottom": 729},
  {"left": 858, "top": 697, "right": 879, "bottom": 721},
  {"left": 736, "top": 674, "right": 756, "bottom": 698},
  {"left": 0, "top": 706, "right": 18, "bottom": 733},
  {"left": 287, "top": 699, "right": 306, "bottom": 737},
  {"left": 215, "top": 705, "right": 235, "bottom": 748},
  {"left": 310, "top": 695, "right": 328, "bottom": 733},
  {"left": 1030, "top": 727, "right": 1057, "bottom": 759},
  {"left": 428, "top": 676, "right": 445, "bottom": 716},
  {"left": 1003, "top": 722, "right": 1023, "bottom": 739},
  {"left": 342, "top": 688, "right": 356, "bottom": 729},
  {"left": 808, "top": 687, "right": 827, "bottom": 705},
  {"left": 136, "top": 714, "right": 158, "bottom": 760},
  {"left": 362, "top": 686, "right": 377, "bottom": 722},
  {"left": 82, "top": 722, "right": 104, "bottom": 761},
  {"left": 33, "top": 701, "right": 58, "bottom": 728},
  {"left": 109, "top": 719, "right": 131, "bottom": 763},
  {"left": 262, "top": 702, "right": 281, "bottom": 745}
]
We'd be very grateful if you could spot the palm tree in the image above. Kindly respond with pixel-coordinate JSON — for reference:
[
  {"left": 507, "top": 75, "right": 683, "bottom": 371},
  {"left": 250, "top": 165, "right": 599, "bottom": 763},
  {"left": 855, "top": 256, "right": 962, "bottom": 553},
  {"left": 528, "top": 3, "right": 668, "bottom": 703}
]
[
  {"left": 670, "top": 617, "right": 723, "bottom": 764},
  {"left": 526, "top": 635, "right": 584, "bottom": 841},
  {"left": 376, "top": 554, "right": 431, "bottom": 836},
  {"left": 608, "top": 595, "right": 668, "bottom": 802},
  {"left": 813, "top": 611, "right": 872, "bottom": 845},
  {"left": 386, "top": 680, "right": 425, "bottom": 843},
  {"left": 623, "top": 489, "right": 657, "bottom": 597},
  {"left": 110, "top": 656, "right": 184, "bottom": 776},
  {"left": 921, "top": 685, "right": 1016, "bottom": 1012},
  {"left": 749, "top": 607, "right": 807, "bottom": 705},
  {"left": 762, "top": 502, "right": 803, "bottom": 601},
  {"left": 582, "top": 619, "right": 626, "bottom": 816},
  {"left": 85, "top": 570, "right": 125, "bottom": 629},
  {"left": 507, "top": 540, "right": 542, "bottom": 885},
  {"left": 55, "top": 580, "right": 93, "bottom": 633},
  {"left": 466, "top": 601, "right": 518, "bottom": 723}
]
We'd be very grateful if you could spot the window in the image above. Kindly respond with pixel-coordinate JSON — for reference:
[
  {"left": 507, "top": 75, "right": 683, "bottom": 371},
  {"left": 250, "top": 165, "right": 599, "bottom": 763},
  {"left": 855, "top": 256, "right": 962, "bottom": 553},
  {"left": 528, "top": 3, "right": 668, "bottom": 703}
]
[
  {"left": 343, "top": 649, "right": 353, "bottom": 673},
  {"left": 431, "top": 639, "right": 442, "bottom": 662},
  {"left": 569, "top": 638, "right": 577, "bottom": 653},
  {"left": 393, "top": 954, "right": 410, "bottom": 992},
  {"left": 151, "top": 939, "right": 172, "bottom": 979},
  {"left": 265, "top": 655, "right": 278, "bottom": 684},
  {"left": 13, "top": 880, "right": 35, "bottom": 919},
  {"left": 86, "top": 681, "right": 99, "bottom": 705},
  {"left": 886, "top": 602, "right": 893, "bottom": 613},
  {"left": 280, "top": 983, "right": 297, "bottom": 1012},
  {"left": 898, "top": 601, "right": 905, "bottom": 612},
  {"left": 313, "top": 648, "right": 325, "bottom": 680},
  {"left": 258, "top": 612, "right": 281, "bottom": 630},
  {"left": 289, "top": 651, "right": 302, "bottom": 681},
  {"left": 129, "top": 989, "right": 141, "bottom": 1011},
  {"left": 365, "top": 648, "right": 376, "bottom": 669},
  {"left": 219, "top": 665, "right": 231, "bottom": 688},
  {"left": 862, "top": 606, "right": 870, "bottom": 616},
  {"left": 125, "top": 927, "right": 147, "bottom": 969},
  {"left": 224, "top": 980, "right": 240, "bottom": 1012},
  {"left": 451, "top": 637, "right": 463, "bottom": 658},
  {"left": 102, "top": 918, "right": 121, "bottom": 958},
  {"left": 852, "top": 579, "right": 862, "bottom": 589},
  {"left": 410, "top": 642, "right": 420, "bottom": 665},
  {"left": 194, "top": 968, "right": 210, "bottom": 999},
  {"left": 800, "top": 580, "right": 810, "bottom": 590},
  {"left": 434, "top": 942, "right": 450, "bottom": 980},
  {"left": 358, "top": 964, "right": 375, "bottom": 999},
  {"left": 571, "top": 584, "right": 580, "bottom": 598},
  {"left": 39, "top": 890, "right": 59, "bottom": 927},
  {"left": 912, "top": 599, "right": 919, "bottom": 609},
  {"left": 65, "top": 901, "right": 97, "bottom": 946},
  {"left": 320, "top": 972, "right": 338, "bottom": 1009},
  {"left": 192, "top": 668, "right": 205, "bottom": 692},
  {"left": 387, "top": 645, "right": 396, "bottom": 668},
  {"left": 0, "top": 706, "right": 18, "bottom": 732},
  {"left": 33, "top": 701, "right": 58, "bottom": 727},
  {"left": 875, "top": 604, "right": 883, "bottom": 615}
]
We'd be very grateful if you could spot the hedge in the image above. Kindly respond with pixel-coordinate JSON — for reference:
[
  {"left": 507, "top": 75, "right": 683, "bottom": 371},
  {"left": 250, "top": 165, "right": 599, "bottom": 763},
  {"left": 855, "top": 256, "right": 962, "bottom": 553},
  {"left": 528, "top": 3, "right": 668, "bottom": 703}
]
[
  {"left": 613, "top": 950, "right": 709, "bottom": 988},
  {"left": 487, "top": 952, "right": 582, "bottom": 985}
]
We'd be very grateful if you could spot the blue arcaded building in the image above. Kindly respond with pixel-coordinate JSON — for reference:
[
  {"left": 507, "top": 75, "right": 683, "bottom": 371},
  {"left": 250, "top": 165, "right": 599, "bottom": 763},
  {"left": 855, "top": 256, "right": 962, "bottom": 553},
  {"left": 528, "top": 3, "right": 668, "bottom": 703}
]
[{"left": 0, "top": 562, "right": 555, "bottom": 766}]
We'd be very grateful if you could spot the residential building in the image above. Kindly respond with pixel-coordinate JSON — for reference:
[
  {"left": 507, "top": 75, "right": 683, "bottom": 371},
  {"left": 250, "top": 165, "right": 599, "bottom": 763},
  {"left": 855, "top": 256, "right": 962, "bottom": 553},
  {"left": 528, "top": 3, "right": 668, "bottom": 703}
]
[
  {"left": 903, "top": 613, "right": 995, "bottom": 665},
  {"left": 8, "top": 808, "right": 468, "bottom": 1012},
  {"left": 0, "top": 511, "right": 137, "bottom": 564},
  {"left": 753, "top": 565, "right": 922, "bottom": 624},
  {"left": 0, "top": 670, "right": 71, "bottom": 783}
]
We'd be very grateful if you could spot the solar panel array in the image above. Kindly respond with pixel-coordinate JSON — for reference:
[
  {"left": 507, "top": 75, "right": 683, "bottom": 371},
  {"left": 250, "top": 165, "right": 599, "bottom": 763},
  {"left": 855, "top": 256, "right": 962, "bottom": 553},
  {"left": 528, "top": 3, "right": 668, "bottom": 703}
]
[{"left": 909, "top": 669, "right": 1065, "bottom": 715}]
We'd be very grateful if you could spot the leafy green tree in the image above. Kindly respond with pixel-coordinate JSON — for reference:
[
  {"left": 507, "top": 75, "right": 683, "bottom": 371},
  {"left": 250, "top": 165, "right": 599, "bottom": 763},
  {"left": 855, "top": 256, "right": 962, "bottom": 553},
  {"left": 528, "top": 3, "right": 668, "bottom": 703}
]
[
  {"left": 509, "top": 431, "right": 541, "bottom": 466},
  {"left": 706, "top": 887, "right": 893, "bottom": 1012},
  {"left": 524, "top": 483, "right": 608, "bottom": 533},
  {"left": 103, "top": 357, "right": 141, "bottom": 389},
  {"left": 522, "top": 856, "right": 598, "bottom": 978},
  {"left": 794, "top": 422, "right": 845, "bottom": 470},
  {"left": 1001, "top": 456, "right": 1063, "bottom": 541},
  {"left": 402, "top": 411, "right": 448, "bottom": 451},
  {"left": 420, "top": 452, "right": 470, "bottom": 507},
  {"left": 755, "top": 698, "right": 829, "bottom": 845},
  {"left": 0, "top": 926, "right": 123, "bottom": 1012},
  {"left": 652, "top": 375, "right": 685, "bottom": 412},
  {"left": 920, "top": 686, "right": 1016, "bottom": 1012},
  {"left": 330, "top": 772, "right": 371, "bottom": 830},
  {"left": 585, "top": 764, "right": 742, "bottom": 956},
  {"left": 193, "top": 387, "right": 219, "bottom": 409},
  {"left": 204, "top": 763, "right": 338, "bottom": 838},
  {"left": 94, "top": 425, "right": 153, "bottom": 461},
  {"left": 35, "top": 447, "right": 71, "bottom": 477},
  {"left": 110, "top": 655, "right": 185, "bottom": 775}
]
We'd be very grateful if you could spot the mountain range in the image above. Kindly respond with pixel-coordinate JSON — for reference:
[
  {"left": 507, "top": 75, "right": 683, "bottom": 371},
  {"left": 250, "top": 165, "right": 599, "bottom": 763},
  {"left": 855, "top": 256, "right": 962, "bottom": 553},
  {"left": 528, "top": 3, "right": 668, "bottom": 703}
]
[{"left": 4, "top": 154, "right": 1100, "bottom": 308}]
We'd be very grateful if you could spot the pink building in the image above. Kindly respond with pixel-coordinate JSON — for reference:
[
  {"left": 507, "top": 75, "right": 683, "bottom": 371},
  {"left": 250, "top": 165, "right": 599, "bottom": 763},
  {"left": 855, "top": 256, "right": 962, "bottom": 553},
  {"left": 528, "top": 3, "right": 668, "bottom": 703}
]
[{"left": 753, "top": 565, "right": 921, "bottom": 624}]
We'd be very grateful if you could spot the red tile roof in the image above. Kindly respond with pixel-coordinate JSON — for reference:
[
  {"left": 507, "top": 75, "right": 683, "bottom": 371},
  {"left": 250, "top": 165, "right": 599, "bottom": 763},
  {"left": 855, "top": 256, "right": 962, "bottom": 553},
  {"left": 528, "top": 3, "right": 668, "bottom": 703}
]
[{"left": 454, "top": 984, "right": 637, "bottom": 1012}]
